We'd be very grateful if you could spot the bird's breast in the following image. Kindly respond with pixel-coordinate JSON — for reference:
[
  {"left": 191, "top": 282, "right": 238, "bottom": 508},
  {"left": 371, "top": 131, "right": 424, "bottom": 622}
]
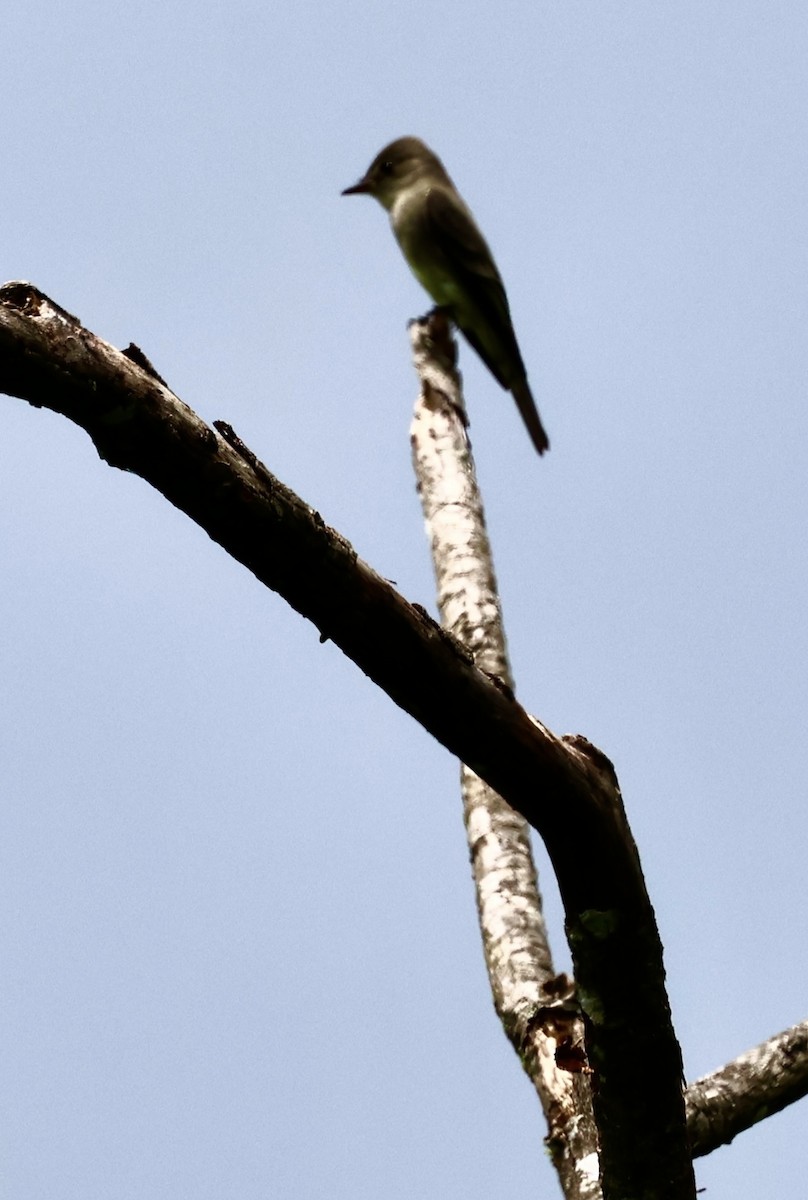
[{"left": 391, "top": 189, "right": 458, "bottom": 307}]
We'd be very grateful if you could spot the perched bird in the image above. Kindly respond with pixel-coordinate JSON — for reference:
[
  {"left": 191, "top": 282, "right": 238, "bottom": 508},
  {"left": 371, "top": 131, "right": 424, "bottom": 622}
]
[{"left": 342, "top": 136, "right": 549, "bottom": 455}]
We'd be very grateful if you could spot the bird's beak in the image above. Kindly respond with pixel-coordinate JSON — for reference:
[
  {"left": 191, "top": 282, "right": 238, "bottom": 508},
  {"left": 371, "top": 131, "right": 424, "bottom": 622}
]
[{"left": 341, "top": 176, "right": 372, "bottom": 196}]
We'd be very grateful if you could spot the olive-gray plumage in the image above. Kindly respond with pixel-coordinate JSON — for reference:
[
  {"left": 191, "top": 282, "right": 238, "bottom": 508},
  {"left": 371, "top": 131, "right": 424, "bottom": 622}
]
[{"left": 342, "top": 137, "right": 549, "bottom": 455}]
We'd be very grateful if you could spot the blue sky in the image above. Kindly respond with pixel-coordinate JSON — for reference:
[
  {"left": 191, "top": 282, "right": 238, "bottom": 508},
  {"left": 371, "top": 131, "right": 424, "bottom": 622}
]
[{"left": 2, "top": 3, "right": 806, "bottom": 1196}]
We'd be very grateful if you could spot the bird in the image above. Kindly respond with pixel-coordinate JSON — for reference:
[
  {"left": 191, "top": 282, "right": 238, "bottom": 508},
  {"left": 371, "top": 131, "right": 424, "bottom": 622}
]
[{"left": 342, "top": 136, "right": 549, "bottom": 455}]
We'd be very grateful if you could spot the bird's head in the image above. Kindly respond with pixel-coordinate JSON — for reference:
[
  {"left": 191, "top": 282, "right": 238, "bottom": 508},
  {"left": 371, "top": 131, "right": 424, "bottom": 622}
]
[{"left": 342, "top": 137, "right": 448, "bottom": 211}]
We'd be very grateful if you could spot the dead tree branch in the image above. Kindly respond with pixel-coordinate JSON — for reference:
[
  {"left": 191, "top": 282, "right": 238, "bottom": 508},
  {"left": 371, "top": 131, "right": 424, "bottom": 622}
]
[
  {"left": 409, "top": 311, "right": 599, "bottom": 1200},
  {"left": 687, "top": 1019, "right": 808, "bottom": 1157},
  {"left": 0, "top": 280, "right": 694, "bottom": 1199}
]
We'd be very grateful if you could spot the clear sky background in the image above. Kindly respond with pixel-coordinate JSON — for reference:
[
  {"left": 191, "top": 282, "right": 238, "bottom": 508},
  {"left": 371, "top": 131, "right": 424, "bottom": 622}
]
[{"left": 2, "top": 3, "right": 806, "bottom": 1197}]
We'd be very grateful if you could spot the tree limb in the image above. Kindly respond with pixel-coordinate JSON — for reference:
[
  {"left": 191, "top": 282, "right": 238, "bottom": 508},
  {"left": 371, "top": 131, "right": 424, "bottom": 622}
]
[
  {"left": 686, "top": 1019, "right": 808, "bottom": 1157},
  {"left": 409, "top": 311, "right": 599, "bottom": 1200},
  {"left": 0, "top": 281, "right": 694, "bottom": 1199}
]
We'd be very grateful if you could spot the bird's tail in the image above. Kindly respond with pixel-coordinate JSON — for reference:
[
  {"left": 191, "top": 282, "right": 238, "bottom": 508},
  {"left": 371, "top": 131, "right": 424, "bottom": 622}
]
[{"left": 512, "top": 379, "right": 550, "bottom": 456}]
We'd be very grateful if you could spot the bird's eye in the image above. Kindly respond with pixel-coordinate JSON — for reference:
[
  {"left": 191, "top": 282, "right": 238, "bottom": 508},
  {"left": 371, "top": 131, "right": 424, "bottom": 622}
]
[{"left": 379, "top": 160, "right": 394, "bottom": 176}]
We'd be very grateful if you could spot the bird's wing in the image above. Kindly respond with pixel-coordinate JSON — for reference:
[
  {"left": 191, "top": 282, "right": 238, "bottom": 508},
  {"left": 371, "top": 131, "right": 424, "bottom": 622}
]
[{"left": 423, "top": 187, "right": 524, "bottom": 387}]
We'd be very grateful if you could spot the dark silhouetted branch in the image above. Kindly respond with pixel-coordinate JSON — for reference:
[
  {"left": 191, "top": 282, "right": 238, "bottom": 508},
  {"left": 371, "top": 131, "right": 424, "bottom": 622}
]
[{"left": 0, "top": 282, "right": 696, "bottom": 1199}]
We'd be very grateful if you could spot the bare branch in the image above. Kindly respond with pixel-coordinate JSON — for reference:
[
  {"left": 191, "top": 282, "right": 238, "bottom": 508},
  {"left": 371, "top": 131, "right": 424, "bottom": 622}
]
[
  {"left": 687, "top": 1019, "right": 808, "bottom": 1157},
  {"left": 409, "top": 311, "right": 599, "bottom": 1200},
  {"left": 0, "top": 282, "right": 694, "bottom": 1199}
]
